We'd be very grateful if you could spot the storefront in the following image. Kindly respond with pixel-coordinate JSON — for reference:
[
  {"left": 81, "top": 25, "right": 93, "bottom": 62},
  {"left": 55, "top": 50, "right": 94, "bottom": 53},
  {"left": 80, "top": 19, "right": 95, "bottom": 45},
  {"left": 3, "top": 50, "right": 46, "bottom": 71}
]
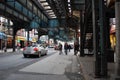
[
  {"left": 16, "top": 36, "right": 26, "bottom": 48},
  {"left": 0, "top": 32, "right": 7, "bottom": 50},
  {"left": 7, "top": 35, "right": 13, "bottom": 48}
]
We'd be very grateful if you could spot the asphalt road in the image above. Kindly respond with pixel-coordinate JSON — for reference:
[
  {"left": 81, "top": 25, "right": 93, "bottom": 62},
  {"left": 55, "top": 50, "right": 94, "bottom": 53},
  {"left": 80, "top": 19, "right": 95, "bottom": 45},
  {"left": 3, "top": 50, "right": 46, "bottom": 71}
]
[
  {"left": 0, "top": 48, "right": 56, "bottom": 80},
  {"left": 0, "top": 48, "right": 84, "bottom": 80},
  {"left": 0, "top": 50, "right": 55, "bottom": 69}
]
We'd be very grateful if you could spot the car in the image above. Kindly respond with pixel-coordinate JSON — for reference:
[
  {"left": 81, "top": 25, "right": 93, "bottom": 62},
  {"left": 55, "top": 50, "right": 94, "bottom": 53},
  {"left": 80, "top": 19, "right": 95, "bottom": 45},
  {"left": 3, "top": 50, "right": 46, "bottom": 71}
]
[{"left": 23, "top": 44, "right": 48, "bottom": 58}]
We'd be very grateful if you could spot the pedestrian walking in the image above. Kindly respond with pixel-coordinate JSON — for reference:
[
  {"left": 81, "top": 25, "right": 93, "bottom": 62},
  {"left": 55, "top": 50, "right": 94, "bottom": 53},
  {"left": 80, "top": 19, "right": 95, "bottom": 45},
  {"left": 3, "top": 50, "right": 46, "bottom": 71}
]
[
  {"left": 64, "top": 42, "right": 68, "bottom": 55},
  {"left": 58, "top": 43, "right": 63, "bottom": 55},
  {"left": 68, "top": 44, "right": 71, "bottom": 52}
]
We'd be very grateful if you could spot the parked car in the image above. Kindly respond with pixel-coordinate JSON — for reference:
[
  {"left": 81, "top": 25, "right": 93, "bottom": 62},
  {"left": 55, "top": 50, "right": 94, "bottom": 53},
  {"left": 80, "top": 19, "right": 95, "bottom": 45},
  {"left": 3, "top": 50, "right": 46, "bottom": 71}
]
[{"left": 23, "top": 44, "right": 48, "bottom": 58}]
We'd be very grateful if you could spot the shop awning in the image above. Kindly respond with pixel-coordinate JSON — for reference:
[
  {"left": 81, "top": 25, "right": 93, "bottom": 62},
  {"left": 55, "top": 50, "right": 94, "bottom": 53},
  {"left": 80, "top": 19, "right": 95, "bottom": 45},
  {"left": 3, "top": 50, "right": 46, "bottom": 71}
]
[
  {"left": 0, "top": 32, "right": 7, "bottom": 39},
  {"left": 16, "top": 36, "right": 26, "bottom": 41}
]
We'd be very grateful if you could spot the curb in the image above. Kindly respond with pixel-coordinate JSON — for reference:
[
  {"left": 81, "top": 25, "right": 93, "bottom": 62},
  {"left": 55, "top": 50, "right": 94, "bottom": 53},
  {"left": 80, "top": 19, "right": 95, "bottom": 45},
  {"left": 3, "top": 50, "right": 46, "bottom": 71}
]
[{"left": 76, "top": 56, "right": 87, "bottom": 80}]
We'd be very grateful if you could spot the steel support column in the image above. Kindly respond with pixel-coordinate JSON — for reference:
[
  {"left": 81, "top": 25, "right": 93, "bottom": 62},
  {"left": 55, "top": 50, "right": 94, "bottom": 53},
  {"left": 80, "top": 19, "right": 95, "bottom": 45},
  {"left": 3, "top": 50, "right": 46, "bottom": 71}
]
[
  {"left": 27, "top": 29, "right": 30, "bottom": 45},
  {"left": 99, "top": 0, "right": 107, "bottom": 77},
  {"left": 12, "top": 26, "right": 17, "bottom": 52},
  {"left": 80, "top": 10, "right": 84, "bottom": 56},
  {"left": 114, "top": 0, "right": 120, "bottom": 79},
  {"left": 92, "top": 0, "right": 101, "bottom": 77}
]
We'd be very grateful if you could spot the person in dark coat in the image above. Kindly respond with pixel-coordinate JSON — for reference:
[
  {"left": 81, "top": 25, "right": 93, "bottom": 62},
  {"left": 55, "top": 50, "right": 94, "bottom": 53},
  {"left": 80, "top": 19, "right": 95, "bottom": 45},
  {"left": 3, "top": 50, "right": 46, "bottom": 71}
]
[
  {"left": 64, "top": 42, "right": 68, "bottom": 55},
  {"left": 58, "top": 43, "right": 63, "bottom": 55},
  {"left": 68, "top": 44, "right": 71, "bottom": 52}
]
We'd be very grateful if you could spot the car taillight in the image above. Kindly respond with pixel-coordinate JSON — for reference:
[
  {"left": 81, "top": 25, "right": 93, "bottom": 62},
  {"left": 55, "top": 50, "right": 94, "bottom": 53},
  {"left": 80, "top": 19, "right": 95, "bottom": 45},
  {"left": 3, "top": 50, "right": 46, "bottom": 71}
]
[{"left": 34, "top": 47, "right": 38, "bottom": 51}]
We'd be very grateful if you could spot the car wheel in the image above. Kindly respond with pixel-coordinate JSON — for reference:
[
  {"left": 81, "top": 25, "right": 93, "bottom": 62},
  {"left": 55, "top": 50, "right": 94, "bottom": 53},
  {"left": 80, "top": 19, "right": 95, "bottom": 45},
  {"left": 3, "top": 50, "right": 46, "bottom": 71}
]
[
  {"left": 45, "top": 52, "right": 47, "bottom": 55},
  {"left": 24, "top": 54, "right": 27, "bottom": 58},
  {"left": 45, "top": 51, "right": 48, "bottom": 55}
]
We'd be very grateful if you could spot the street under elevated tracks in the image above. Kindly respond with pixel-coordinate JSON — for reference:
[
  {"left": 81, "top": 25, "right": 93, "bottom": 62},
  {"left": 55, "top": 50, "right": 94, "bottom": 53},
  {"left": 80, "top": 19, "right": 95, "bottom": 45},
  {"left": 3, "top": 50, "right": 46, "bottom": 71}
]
[{"left": 0, "top": 48, "right": 84, "bottom": 80}]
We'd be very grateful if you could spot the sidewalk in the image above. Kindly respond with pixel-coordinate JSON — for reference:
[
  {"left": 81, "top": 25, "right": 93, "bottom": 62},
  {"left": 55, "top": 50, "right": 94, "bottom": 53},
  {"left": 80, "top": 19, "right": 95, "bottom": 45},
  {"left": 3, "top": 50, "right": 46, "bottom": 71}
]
[
  {"left": 77, "top": 55, "right": 115, "bottom": 80},
  {"left": 0, "top": 48, "right": 23, "bottom": 54},
  {"left": 0, "top": 48, "right": 13, "bottom": 53}
]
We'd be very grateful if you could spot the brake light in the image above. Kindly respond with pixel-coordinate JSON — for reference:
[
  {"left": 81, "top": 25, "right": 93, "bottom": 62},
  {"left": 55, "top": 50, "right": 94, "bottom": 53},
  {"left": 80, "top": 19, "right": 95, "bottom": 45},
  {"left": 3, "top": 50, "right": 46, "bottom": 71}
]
[{"left": 34, "top": 47, "right": 38, "bottom": 51}]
